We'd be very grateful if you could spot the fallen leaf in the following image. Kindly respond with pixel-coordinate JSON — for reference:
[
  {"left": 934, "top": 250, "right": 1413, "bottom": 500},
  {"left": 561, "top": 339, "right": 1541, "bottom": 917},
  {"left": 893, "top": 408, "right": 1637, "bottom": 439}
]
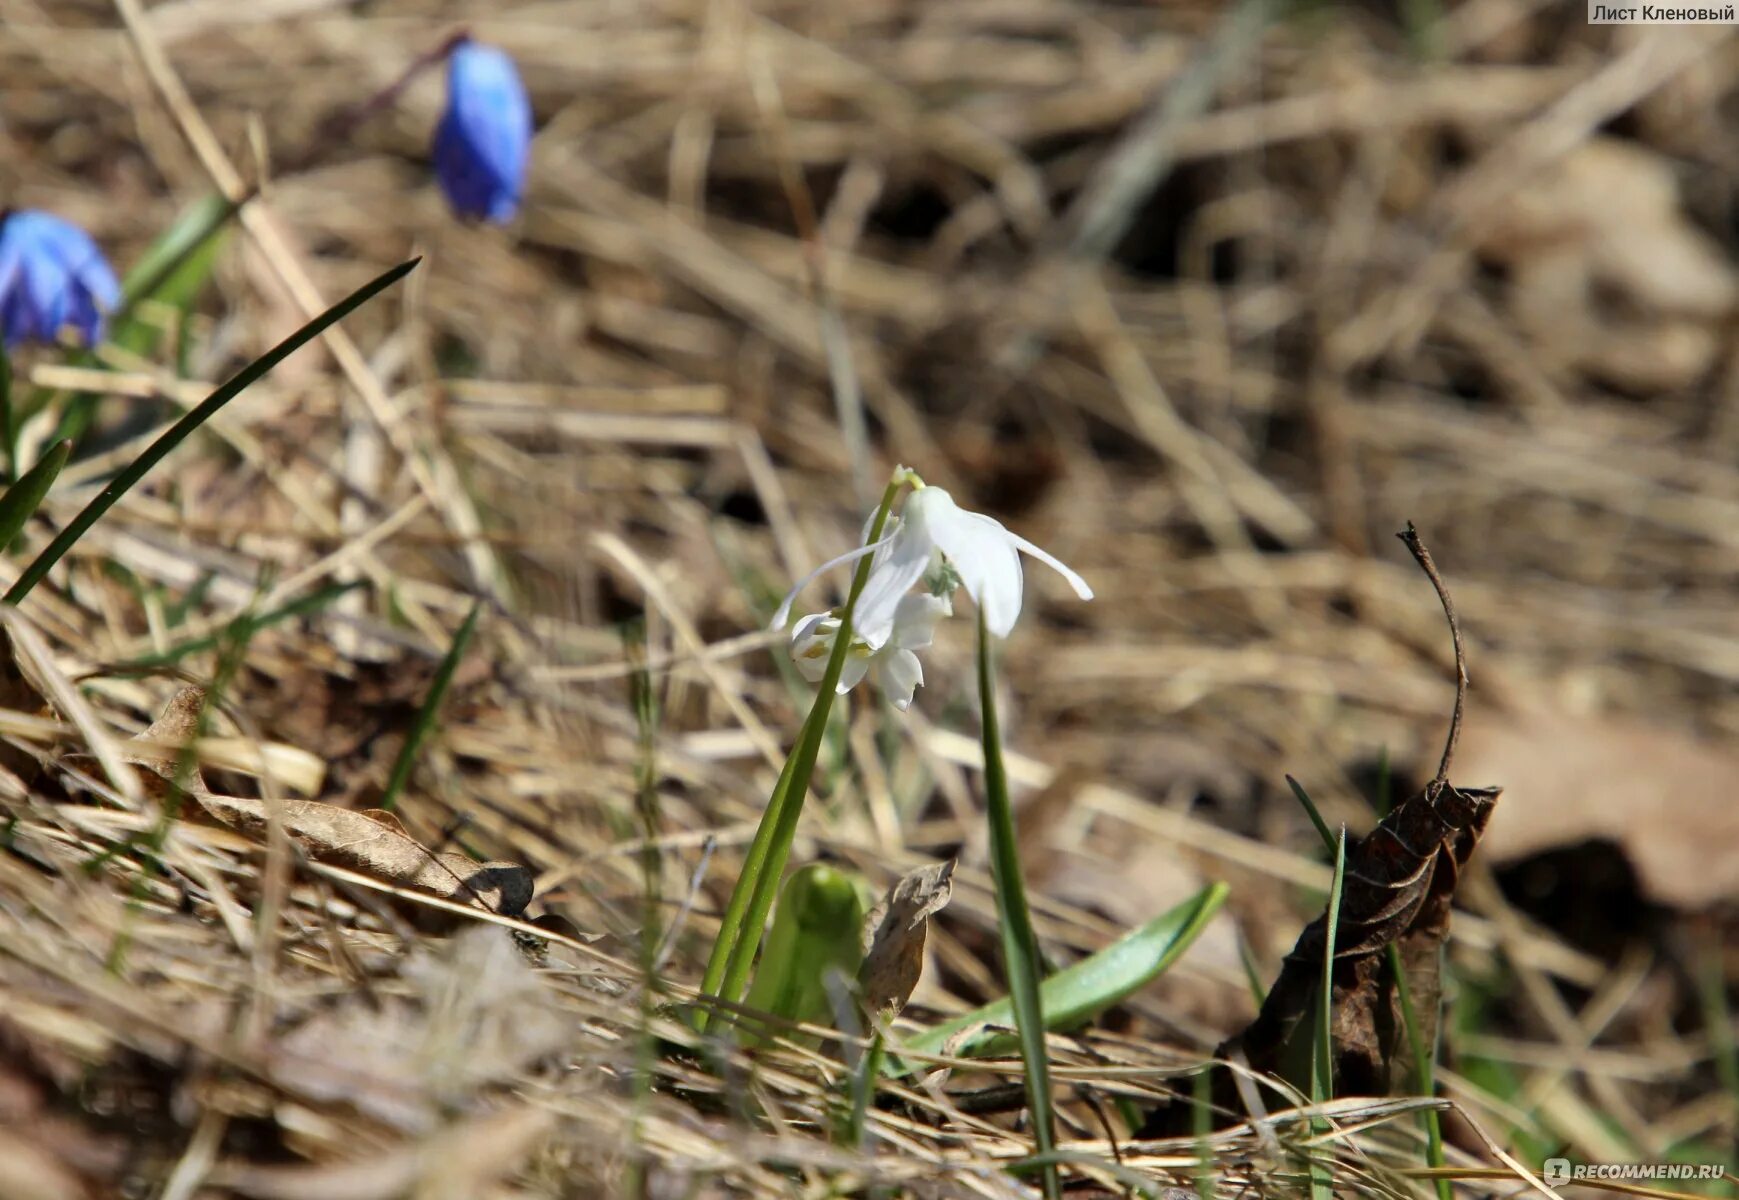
[
  {"left": 118, "top": 687, "right": 533, "bottom": 921},
  {"left": 858, "top": 860, "right": 955, "bottom": 1022},
  {"left": 1462, "top": 707, "right": 1739, "bottom": 909}
]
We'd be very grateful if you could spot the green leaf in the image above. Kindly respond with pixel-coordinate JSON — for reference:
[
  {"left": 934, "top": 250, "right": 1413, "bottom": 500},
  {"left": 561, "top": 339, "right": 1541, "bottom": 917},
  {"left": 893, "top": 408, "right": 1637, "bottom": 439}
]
[
  {"left": 696, "top": 473, "right": 905, "bottom": 1031},
  {"left": 897, "top": 881, "right": 1229, "bottom": 1065},
  {"left": 0, "top": 439, "right": 70, "bottom": 552},
  {"left": 1309, "top": 826, "right": 1348, "bottom": 1200},
  {"left": 0, "top": 345, "right": 15, "bottom": 476},
  {"left": 1389, "top": 942, "right": 1452, "bottom": 1200},
  {"left": 121, "top": 579, "right": 362, "bottom": 668},
  {"left": 741, "top": 863, "right": 869, "bottom": 1045},
  {"left": 4, "top": 257, "right": 419, "bottom": 605},
  {"left": 976, "top": 612, "right": 1058, "bottom": 1199},
  {"left": 1285, "top": 774, "right": 1336, "bottom": 856},
  {"left": 110, "top": 193, "right": 239, "bottom": 357},
  {"left": 379, "top": 599, "right": 482, "bottom": 813}
]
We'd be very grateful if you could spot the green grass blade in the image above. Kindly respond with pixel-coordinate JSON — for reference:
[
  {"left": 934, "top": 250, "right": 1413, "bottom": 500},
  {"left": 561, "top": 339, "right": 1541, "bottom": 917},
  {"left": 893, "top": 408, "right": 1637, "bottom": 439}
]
[
  {"left": 976, "top": 610, "right": 1059, "bottom": 1200},
  {"left": 110, "top": 192, "right": 241, "bottom": 357},
  {"left": 842, "top": 1030, "right": 885, "bottom": 1150},
  {"left": 1285, "top": 774, "right": 1336, "bottom": 856},
  {"left": 1389, "top": 942, "right": 1452, "bottom": 1200},
  {"left": 0, "top": 439, "right": 70, "bottom": 551},
  {"left": 898, "top": 881, "right": 1229, "bottom": 1064},
  {"left": 1309, "top": 826, "right": 1348, "bottom": 1200},
  {"left": 4, "top": 257, "right": 418, "bottom": 605},
  {"left": 378, "top": 598, "right": 481, "bottom": 813},
  {"left": 120, "top": 579, "right": 363, "bottom": 668},
  {"left": 0, "top": 346, "right": 14, "bottom": 476},
  {"left": 697, "top": 475, "right": 903, "bottom": 1029}
]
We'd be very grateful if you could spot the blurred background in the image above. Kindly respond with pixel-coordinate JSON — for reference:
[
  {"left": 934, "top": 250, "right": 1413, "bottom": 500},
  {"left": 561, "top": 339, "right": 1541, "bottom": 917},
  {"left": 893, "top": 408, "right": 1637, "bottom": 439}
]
[{"left": 2, "top": 0, "right": 1736, "bottom": 1189}]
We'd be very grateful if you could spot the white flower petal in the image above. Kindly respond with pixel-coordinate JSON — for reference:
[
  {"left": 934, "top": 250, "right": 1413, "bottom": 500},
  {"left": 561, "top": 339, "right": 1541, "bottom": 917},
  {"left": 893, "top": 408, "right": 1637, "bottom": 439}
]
[
  {"left": 850, "top": 523, "right": 934, "bottom": 650},
  {"left": 1007, "top": 533, "right": 1093, "bottom": 601},
  {"left": 890, "top": 592, "right": 951, "bottom": 651},
  {"left": 879, "top": 648, "right": 924, "bottom": 710},
  {"left": 917, "top": 491, "right": 1024, "bottom": 637},
  {"left": 835, "top": 653, "right": 871, "bottom": 693},
  {"left": 789, "top": 612, "right": 837, "bottom": 683},
  {"left": 771, "top": 532, "right": 894, "bottom": 630}
]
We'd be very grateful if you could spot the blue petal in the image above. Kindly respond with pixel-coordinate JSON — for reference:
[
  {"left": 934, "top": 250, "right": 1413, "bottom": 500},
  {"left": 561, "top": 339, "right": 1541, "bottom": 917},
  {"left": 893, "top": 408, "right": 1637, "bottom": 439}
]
[
  {"left": 433, "top": 41, "right": 532, "bottom": 224},
  {"left": 0, "top": 210, "right": 120, "bottom": 347}
]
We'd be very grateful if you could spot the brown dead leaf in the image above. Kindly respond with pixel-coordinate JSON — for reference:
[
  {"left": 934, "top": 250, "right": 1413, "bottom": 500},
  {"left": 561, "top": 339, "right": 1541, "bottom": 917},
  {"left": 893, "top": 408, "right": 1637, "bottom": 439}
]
[
  {"left": 119, "top": 687, "right": 533, "bottom": 921},
  {"left": 1462, "top": 707, "right": 1739, "bottom": 910},
  {"left": 858, "top": 860, "right": 955, "bottom": 1022},
  {"left": 1144, "top": 527, "right": 1500, "bottom": 1133}
]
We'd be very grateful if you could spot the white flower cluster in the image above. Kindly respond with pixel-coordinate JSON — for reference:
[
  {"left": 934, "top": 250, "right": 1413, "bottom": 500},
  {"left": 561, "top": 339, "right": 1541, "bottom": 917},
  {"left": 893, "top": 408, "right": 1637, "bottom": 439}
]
[{"left": 773, "top": 484, "right": 1092, "bottom": 710}]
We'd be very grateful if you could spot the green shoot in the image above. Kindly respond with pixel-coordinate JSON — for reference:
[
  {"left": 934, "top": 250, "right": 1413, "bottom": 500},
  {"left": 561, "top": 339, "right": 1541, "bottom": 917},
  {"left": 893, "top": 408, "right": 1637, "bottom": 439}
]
[
  {"left": 5, "top": 257, "right": 418, "bottom": 605},
  {"left": 378, "top": 598, "right": 481, "bottom": 813},
  {"left": 1389, "top": 942, "right": 1452, "bottom": 1200},
  {"left": 1285, "top": 774, "right": 1336, "bottom": 856},
  {"left": 976, "top": 609, "right": 1058, "bottom": 1199},
  {"left": 1309, "top": 826, "right": 1348, "bottom": 1200},
  {"left": 111, "top": 192, "right": 241, "bottom": 354},
  {"left": 0, "top": 439, "right": 70, "bottom": 552},
  {"left": 697, "top": 473, "right": 904, "bottom": 1030},
  {"left": 0, "top": 346, "right": 14, "bottom": 477},
  {"left": 842, "top": 1029, "right": 885, "bottom": 1150},
  {"left": 121, "top": 579, "right": 363, "bottom": 668},
  {"left": 740, "top": 863, "right": 868, "bottom": 1045}
]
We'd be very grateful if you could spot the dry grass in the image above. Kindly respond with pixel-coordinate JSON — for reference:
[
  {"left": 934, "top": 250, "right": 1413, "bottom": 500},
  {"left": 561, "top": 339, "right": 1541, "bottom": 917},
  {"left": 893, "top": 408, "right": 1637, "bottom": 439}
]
[{"left": 0, "top": 0, "right": 1736, "bottom": 1195}]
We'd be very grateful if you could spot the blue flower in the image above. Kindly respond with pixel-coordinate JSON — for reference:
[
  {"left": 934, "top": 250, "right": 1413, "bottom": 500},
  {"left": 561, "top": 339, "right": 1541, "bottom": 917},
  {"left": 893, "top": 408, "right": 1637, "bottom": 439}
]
[
  {"left": 0, "top": 210, "right": 122, "bottom": 349},
  {"left": 432, "top": 40, "right": 532, "bottom": 224}
]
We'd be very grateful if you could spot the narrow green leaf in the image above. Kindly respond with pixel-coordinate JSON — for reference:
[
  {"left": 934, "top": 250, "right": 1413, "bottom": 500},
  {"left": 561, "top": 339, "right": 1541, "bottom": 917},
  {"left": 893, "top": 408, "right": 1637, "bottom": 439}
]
[
  {"left": 898, "top": 882, "right": 1229, "bottom": 1063},
  {"left": 1309, "top": 826, "right": 1348, "bottom": 1200},
  {"left": 741, "top": 863, "right": 868, "bottom": 1045},
  {"left": 1316, "top": 826, "right": 1347, "bottom": 1101},
  {"left": 1389, "top": 943, "right": 1452, "bottom": 1200},
  {"left": 977, "top": 612, "right": 1058, "bottom": 1200},
  {"left": 379, "top": 598, "right": 482, "bottom": 813},
  {"left": 841, "top": 1030, "right": 885, "bottom": 1150},
  {"left": 0, "top": 439, "right": 70, "bottom": 551},
  {"left": 120, "top": 579, "right": 362, "bottom": 668},
  {"left": 0, "top": 346, "right": 14, "bottom": 477},
  {"left": 4, "top": 257, "right": 419, "bottom": 605},
  {"left": 111, "top": 192, "right": 240, "bottom": 357},
  {"left": 1193, "top": 1066, "right": 1213, "bottom": 1200},
  {"left": 1285, "top": 774, "right": 1336, "bottom": 857},
  {"left": 697, "top": 474, "right": 904, "bottom": 1030}
]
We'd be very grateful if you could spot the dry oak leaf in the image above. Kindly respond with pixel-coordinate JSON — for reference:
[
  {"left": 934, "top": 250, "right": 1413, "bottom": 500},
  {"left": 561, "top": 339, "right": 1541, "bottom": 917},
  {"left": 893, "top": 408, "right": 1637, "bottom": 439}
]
[
  {"left": 121, "top": 687, "right": 532, "bottom": 919},
  {"left": 1462, "top": 707, "right": 1739, "bottom": 910},
  {"left": 858, "top": 860, "right": 955, "bottom": 1021}
]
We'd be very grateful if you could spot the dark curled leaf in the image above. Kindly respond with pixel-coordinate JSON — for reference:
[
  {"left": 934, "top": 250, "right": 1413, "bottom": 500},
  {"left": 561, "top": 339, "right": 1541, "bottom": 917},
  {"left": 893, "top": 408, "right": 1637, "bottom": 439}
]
[{"left": 1142, "top": 524, "right": 1502, "bottom": 1131}]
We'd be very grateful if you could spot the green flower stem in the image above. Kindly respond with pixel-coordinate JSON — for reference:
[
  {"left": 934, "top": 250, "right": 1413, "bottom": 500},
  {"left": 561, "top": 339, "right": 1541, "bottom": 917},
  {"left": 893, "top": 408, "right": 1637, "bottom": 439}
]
[
  {"left": 977, "top": 610, "right": 1059, "bottom": 1200},
  {"left": 697, "top": 475, "right": 903, "bottom": 1030}
]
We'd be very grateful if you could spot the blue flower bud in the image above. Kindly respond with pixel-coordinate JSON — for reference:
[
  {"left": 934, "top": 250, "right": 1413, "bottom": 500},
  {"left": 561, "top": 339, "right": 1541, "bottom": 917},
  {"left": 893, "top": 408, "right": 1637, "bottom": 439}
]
[
  {"left": 0, "top": 210, "right": 121, "bottom": 349},
  {"left": 432, "top": 41, "right": 532, "bottom": 224}
]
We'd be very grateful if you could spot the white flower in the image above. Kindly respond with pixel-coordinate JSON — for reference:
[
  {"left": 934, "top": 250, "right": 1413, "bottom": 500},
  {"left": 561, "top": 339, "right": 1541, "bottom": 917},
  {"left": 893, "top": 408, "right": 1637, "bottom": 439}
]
[
  {"left": 852, "top": 486, "right": 1092, "bottom": 640},
  {"left": 771, "top": 483, "right": 1091, "bottom": 651},
  {"left": 789, "top": 591, "right": 951, "bottom": 710}
]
